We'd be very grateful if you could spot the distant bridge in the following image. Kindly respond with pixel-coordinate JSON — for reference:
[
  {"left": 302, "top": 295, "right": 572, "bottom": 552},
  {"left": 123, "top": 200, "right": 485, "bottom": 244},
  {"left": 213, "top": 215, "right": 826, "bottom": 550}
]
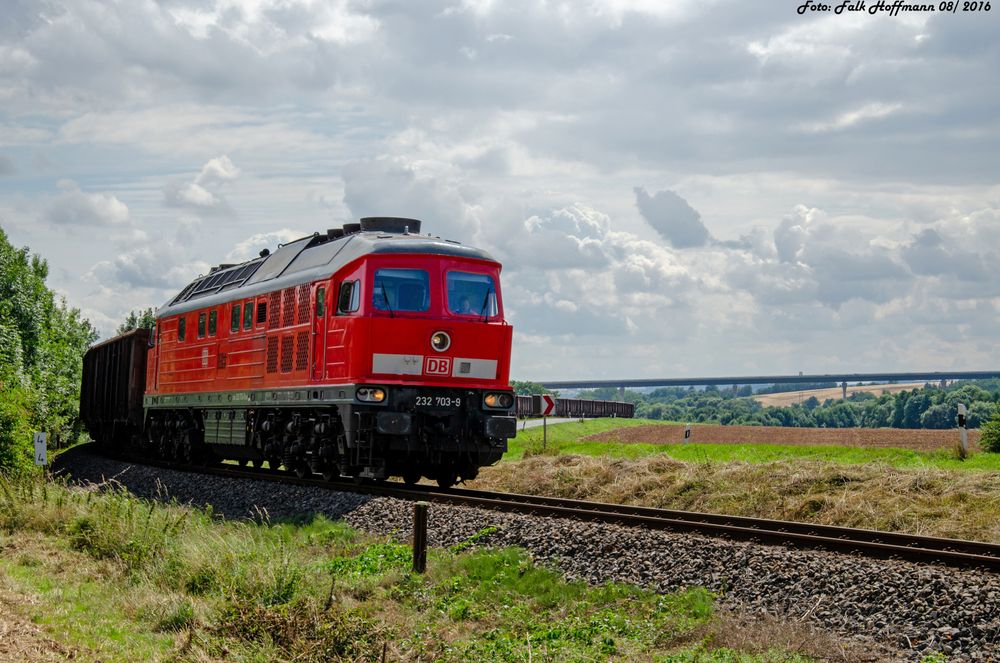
[{"left": 539, "top": 371, "right": 1000, "bottom": 400}]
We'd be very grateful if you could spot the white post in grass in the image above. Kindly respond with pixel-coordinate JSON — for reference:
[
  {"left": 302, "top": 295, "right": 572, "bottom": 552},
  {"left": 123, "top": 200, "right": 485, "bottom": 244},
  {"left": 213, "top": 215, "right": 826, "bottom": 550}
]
[
  {"left": 957, "top": 403, "right": 969, "bottom": 456},
  {"left": 33, "top": 432, "right": 47, "bottom": 466}
]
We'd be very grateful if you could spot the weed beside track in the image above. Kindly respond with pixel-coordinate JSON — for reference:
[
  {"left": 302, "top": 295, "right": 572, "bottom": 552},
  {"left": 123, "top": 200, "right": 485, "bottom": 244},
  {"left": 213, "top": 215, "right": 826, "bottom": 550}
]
[{"left": 0, "top": 473, "right": 826, "bottom": 661}]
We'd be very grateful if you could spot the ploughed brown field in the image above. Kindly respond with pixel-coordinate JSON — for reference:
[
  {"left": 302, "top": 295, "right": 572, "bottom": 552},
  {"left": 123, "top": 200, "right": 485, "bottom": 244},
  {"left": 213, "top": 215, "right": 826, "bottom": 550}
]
[{"left": 583, "top": 423, "right": 981, "bottom": 452}]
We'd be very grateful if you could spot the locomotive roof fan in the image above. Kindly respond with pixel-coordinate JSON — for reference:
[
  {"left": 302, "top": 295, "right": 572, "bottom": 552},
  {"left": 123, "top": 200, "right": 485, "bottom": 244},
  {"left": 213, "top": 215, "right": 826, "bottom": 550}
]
[
  {"left": 360, "top": 217, "right": 422, "bottom": 234},
  {"left": 342, "top": 222, "right": 361, "bottom": 235}
]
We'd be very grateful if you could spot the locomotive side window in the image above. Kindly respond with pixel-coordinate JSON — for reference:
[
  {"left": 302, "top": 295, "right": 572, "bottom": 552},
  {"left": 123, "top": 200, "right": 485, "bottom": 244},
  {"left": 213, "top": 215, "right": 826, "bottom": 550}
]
[
  {"left": 316, "top": 286, "right": 326, "bottom": 318},
  {"left": 337, "top": 280, "right": 359, "bottom": 314},
  {"left": 198, "top": 313, "right": 206, "bottom": 338},
  {"left": 243, "top": 300, "right": 253, "bottom": 330},
  {"left": 209, "top": 310, "right": 217, "bottom": 336},
  {"left": 231, "top": 304, "right": 241, "bottom": 333},
  {"left": 256, "top": 301, "right": 267, "bottom": 324},
  {"left": 178, "top": 317, "right": 186, "bottom": 342},
  {"left": 372, "top": 269, "right": 429, "bottom": 313},
  {"left": 447, "top": 272, "right": 498, "bottom": 318}
]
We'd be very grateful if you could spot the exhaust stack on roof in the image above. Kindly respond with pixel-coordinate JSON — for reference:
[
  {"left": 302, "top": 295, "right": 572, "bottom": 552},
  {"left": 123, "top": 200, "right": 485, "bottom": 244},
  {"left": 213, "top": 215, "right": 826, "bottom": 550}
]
[{"left": 360, "top": 217, "right": 421, "bottom": 234}]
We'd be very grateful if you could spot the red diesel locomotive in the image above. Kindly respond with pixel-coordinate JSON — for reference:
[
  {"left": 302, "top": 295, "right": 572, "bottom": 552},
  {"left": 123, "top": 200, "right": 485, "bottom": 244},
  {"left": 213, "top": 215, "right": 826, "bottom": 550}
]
[{"left": 80, "top": 217, "right": 517, "bottom": 487}]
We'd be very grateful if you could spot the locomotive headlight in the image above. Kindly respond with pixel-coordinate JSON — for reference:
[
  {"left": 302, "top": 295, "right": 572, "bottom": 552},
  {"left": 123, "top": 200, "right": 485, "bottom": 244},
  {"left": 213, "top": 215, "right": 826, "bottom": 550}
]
[
  {"left": 484, "top": 392, "right": 514, "bottom": 409},
  {"left": 430, "top": 331, "right": 451, "bottom": 352},
  {"left": 356, "top": 387, "right": 387, "bottom": 402}
]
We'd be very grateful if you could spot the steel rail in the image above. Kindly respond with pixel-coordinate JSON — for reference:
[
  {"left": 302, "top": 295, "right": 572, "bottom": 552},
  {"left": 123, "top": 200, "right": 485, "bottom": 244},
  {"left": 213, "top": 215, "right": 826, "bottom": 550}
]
[{"left": 93, "top": 449, "right": 1000, "bottom": 573}]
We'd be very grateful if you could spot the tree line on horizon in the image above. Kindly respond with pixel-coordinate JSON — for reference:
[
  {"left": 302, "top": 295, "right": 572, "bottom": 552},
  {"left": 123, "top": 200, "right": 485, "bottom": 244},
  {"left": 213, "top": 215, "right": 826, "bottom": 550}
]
[{"left": 569, "top": 381, "right": 1000, "bottom": 431}]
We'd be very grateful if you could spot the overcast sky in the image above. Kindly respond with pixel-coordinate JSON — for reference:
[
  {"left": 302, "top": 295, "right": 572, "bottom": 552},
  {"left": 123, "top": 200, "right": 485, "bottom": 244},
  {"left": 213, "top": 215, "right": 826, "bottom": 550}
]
[{"left": 1, "top": 0, "right": 998, "bottom": 380}]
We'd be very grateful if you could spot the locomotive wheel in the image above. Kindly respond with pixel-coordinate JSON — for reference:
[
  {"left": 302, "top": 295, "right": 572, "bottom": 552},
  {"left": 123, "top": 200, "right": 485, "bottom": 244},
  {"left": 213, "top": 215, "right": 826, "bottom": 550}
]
[
  {"left": 402, "top": 472, "right": 421, "bottom": 486},
  {"left": 266, "top": 456, "right": 282, "bottom": 472},
  {"left": 293, "top": 463, "right": 310, "bottom": 479},
  {"left": 178, "top": 431, "right": 194, "bottom": 465},
  {"left": 320, "top": 467, "right": 337, "bottom": 482},
  {"left": 436, "top": 471, "right": 458, "bottom": 489}
]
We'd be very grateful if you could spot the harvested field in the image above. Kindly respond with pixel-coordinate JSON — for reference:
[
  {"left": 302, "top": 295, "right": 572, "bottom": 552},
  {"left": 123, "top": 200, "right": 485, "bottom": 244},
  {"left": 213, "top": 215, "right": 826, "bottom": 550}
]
[
  {"left": 752, "top": 381, "right": 929, "bottom": 407},
  {"left": 584, "top": 423, "right": 980, "bottom": 452}
]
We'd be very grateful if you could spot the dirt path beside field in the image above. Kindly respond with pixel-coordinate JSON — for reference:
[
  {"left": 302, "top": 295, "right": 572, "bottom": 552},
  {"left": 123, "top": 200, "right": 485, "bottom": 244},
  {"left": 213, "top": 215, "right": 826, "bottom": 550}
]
[
  {"left": 584, "top": 423, "right": 980, "bottom": 451},
  {"left": 0, "top": 583, "right": 75, "bottom": 662}
]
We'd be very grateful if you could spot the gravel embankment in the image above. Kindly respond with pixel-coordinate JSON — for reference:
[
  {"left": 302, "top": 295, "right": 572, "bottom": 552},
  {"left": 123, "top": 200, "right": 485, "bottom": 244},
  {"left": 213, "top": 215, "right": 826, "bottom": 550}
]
[{"left": 54, "top": 447, "right": 1000, "bottom": 661}]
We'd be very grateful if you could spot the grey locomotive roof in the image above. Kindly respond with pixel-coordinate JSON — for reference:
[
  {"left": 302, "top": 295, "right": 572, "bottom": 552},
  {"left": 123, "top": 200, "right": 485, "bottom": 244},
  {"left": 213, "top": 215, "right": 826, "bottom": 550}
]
[{"left": 157, "top": 231, "right": 497, "bottom": 318}]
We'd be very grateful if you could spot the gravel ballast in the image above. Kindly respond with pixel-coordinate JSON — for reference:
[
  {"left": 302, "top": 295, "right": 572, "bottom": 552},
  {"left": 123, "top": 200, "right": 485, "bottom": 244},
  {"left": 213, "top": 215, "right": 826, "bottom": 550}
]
[{"left": 54, "top": 447, "right": 1000, "bottom": 661}]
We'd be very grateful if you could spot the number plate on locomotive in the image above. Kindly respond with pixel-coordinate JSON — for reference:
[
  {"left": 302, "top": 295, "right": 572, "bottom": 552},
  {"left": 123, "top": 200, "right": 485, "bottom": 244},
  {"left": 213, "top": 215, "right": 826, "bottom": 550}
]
[{"left": 414, "top": 395, "right": 462, "bottom": 409}]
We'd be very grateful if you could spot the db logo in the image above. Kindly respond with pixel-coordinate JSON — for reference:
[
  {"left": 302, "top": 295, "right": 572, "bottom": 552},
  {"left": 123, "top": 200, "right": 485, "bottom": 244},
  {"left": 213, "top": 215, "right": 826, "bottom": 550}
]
[{"left": 424, "top": 357, "right": 451, "bottom": 375}]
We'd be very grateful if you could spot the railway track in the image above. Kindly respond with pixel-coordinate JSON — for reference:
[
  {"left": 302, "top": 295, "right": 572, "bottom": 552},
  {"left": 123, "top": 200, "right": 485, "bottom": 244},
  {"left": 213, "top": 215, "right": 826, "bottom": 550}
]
[{"left": 103, "top": 449, "right": 1000, "bottom": 572}]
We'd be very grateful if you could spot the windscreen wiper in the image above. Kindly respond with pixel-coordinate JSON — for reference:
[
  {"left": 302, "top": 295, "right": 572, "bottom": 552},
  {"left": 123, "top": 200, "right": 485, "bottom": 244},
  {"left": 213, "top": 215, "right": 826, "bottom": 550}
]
[
  {"left": 480, "top": 287, "right": 493, "bottom": 322},
  {"left": 380, "top": 281, "right": 395, "bottom": 318}
]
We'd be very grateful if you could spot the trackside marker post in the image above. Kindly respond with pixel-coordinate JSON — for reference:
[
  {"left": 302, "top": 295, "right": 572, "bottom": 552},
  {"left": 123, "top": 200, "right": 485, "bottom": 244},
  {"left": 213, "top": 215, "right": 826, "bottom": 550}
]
[
  {"left": 957, "top": 404, "right": 969, "bottom": 456},
  {"left": 33, "top": 432, "right": 47, "bottom": 466},
  {"left": 684, "top": 424, "right": 691, "bottom": 442},
  {"left": 412, "top": 501, "right": 429, "bottom": 573}
]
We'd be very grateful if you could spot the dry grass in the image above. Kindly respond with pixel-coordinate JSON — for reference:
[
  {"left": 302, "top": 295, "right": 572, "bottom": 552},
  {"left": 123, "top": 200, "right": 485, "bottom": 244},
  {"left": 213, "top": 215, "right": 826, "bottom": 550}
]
[
  {"left": 0, "top": 576, "right": 74, "bottom": 662},
  {"left": 473, "top": 454, "right": 1000, "bottom": 542},
  {"left": 696, "top": 611, "right": 895, "bottom": 662}
]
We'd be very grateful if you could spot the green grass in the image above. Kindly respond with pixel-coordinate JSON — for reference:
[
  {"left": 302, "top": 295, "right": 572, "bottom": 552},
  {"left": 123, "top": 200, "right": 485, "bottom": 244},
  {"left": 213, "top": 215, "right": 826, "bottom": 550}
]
[
  {"left": 508, "top": 419, "right": 1000, "bottom": 471},
  {"left": 0, "top": 473, "right": 822, "bottom": 661},
  {"left": 507, "top": 418, "right": 674, "bottom": 460}
]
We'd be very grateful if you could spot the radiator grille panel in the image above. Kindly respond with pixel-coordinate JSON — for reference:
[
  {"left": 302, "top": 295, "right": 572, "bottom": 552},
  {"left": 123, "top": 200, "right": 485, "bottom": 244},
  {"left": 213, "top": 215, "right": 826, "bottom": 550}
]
[
  {"left": 282, "top": 288, "right": 295, "bottom": 327},
  {"left": 266, "top": 336, "right": 278, "bottom": 373},
  {"left": 267, "top": 292, "right": 280, "bottom": 329},
  {"left": 297, "top": 285, "right": 310, "bottom": 325},
  {"left": 295, "top": 331, "right": 309, "bottom": 371},
  {"left": 280, "top": 335, "right": 293, "bottom": 373}
]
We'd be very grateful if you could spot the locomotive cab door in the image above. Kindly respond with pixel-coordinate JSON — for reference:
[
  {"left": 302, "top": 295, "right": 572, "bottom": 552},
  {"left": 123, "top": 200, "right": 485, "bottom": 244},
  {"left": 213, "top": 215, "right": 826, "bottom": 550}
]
[{"left": 311, "top": 283, "right": 328, "bottom": 381}]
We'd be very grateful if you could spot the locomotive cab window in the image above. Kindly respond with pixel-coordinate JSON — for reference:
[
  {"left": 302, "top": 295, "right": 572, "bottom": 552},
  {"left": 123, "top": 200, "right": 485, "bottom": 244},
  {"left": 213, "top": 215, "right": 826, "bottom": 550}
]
[
  {"left": 316, "top": 286, "right": 326, "bottom": 317},
  {"left": 337, "top": 280, "right": 360, "bottom": 314},
  {"left": 243, "top": 300, "right": 254, "bottom": 330},
  {"left": 231, "top": 304, "right": 241, "bottom": 332},
  {"left": 178, "top": 317, "right": 186, "bottom": 342},
  {"left": 209, "top": 310, "right": 217, "bottom": 336},
  {"left": 198, "top": 313, "right": 206, "bottom": 338},
  {"left": 372, "top": 269, "right": 429, "bottom": 313},
  {"left": 447, "top": 272, "right": 499, "bottom": 318}
]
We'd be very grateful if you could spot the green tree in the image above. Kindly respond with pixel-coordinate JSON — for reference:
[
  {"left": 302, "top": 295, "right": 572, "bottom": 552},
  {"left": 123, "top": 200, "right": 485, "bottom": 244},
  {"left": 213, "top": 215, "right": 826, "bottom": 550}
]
[
  {"left": 979, "top": 404, "right": 1000, "bottom": 453},
  {"left": 117, "top": 307, "right": 157, "bottom": 335},
  {"left": 510, "top": 380, "right": 558, "bottom": 397},
  {"left": 968, "top": 401, "right": 995, "bottom": 429},
  {"left": 0, "top": 226, "right": 97, "bottom": 470},
  {"left": 902, "top": 392, "right": 930, "bottom": 428},
  {"left": 919, "top": 403, "right": 955, "bottom": 430}
]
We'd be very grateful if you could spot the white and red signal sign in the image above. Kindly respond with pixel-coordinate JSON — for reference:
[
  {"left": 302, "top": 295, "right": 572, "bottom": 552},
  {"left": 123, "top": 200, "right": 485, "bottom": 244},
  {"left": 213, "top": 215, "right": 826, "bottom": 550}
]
[{"left": 540, "top": 394, "right": 555, "bottom": 416}]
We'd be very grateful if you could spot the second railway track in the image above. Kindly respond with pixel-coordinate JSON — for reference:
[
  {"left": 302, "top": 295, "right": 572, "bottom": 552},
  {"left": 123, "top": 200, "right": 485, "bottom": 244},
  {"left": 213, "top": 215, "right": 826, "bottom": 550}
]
[{"left": 107, "top": 448, "right": 1000, "bottom": 573}]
